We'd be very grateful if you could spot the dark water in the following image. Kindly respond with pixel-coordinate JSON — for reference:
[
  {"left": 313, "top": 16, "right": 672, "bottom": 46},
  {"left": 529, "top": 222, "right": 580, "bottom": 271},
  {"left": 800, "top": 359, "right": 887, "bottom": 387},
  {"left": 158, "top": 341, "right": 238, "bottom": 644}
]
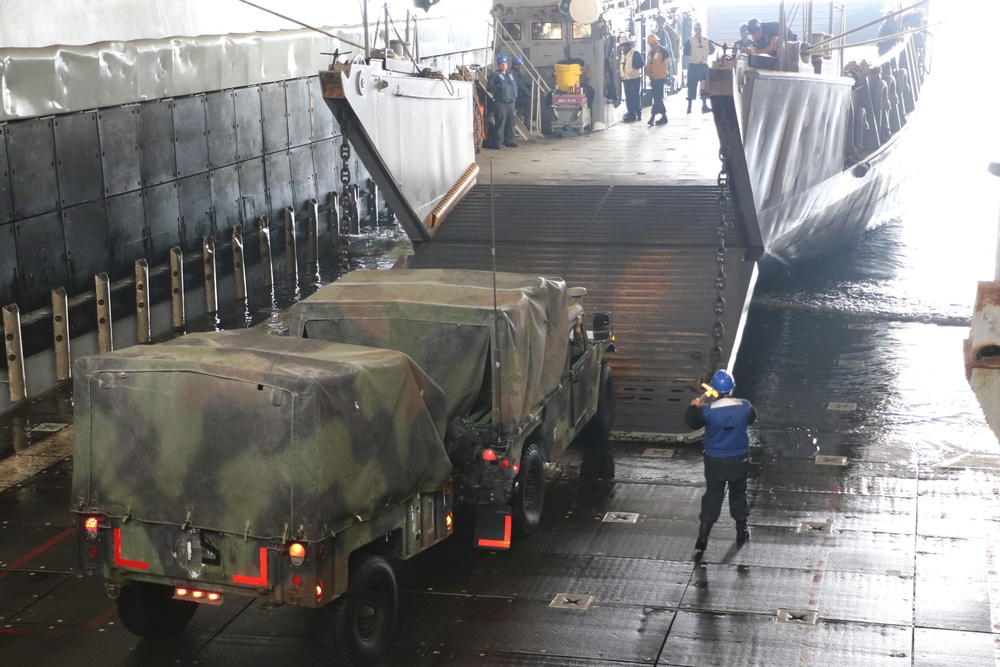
[{"left": 731, "top": 4, "right": 1000, "bottom": 464}]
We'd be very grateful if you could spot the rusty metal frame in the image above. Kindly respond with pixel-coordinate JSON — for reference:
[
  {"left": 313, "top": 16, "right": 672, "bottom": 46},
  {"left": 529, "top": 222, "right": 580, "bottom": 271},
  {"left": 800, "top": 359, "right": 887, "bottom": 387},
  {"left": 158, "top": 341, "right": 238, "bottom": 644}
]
[
  {"left": 95, "top": 273, "right": 113, "bottom": 353},
  {"left": 134, "top": 259, "right": 150, "bottom": 344},
  {"left": 51, "top": 287, "right": 71, "bottom": 380},
  {"left": 284, "top": 206, "right": 298, "bottom": 278},
  {"left": 2, "top": 304, "right": 27, "bottom": 402},
  {"left": 170, "top": 246, "right": 185, "bottom": 328},
  {"left": 232, "top": 225, "right": 247, "bottom": 300},
  {"left": 203, "top": 235, "right": 218, "bottom": 313}
]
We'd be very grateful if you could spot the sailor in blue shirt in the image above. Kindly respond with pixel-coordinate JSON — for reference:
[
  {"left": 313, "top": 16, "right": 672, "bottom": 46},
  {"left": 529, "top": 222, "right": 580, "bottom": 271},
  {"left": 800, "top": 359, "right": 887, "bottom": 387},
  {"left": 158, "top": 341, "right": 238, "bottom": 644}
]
[
  {"left": 486, "top": 54, "right": 520, "bottom": 149},
  {"left": 684, "top": 369, "right": 757, "bottom": 552}
]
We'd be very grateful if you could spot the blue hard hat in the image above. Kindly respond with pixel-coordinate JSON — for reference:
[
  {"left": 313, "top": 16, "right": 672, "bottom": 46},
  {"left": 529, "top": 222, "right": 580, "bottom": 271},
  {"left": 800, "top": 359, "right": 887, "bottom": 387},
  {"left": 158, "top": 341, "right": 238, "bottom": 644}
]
[
  {"left": 513, "top": 55, "right": 524, "bottom": 65},
  {"left": 496, "top": 53, "right": 508, "bottom": 64},
  {"left": 710, "top": 370, "right": 735, "bottom": 394},
  {"left": 747, "top": 18, "right": 761, "bottom": 33}
]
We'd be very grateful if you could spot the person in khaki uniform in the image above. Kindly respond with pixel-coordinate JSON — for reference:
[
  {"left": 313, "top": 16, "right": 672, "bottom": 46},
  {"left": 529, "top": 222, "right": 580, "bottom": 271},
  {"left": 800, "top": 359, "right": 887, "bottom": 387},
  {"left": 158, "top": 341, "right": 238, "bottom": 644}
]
[{"left": 645, "top": 34, "right": 670, "bottom": 126}]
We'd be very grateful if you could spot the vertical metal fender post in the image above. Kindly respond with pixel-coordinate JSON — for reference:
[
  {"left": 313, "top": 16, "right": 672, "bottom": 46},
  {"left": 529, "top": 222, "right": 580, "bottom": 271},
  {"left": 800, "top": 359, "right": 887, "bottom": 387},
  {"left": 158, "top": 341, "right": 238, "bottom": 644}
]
[
  {"left": 2, "top": 304, "right": 27, "bottom": 403},
  {"left": 232, "top": 225, "right": 247, "bottom": 300},
  {"left": 259, "top": 216, "right": 273, "bottom": 287},
  {"left": 134, "top": 260, "right": 151, "bottom": 344},
  {"left": 95, "top": 273, "right": 113, "bottom": 354},
  {"left": 203, "top": 235, "right": 218, "bottom": 313},
  {"left": 308, "top": 198, "right": 320, "bottom": 263},
  {"left": 329, "top": 192, "right": 342, "bottom": 243},
  {"left": 284, "top": 206, "right": 298, "bottom": 277},
  {"left": 52, "top": 287, "right": 71, "bottom": 380},
  {"left": 170, "top": 246, "right": 186, "bottom": 328}
]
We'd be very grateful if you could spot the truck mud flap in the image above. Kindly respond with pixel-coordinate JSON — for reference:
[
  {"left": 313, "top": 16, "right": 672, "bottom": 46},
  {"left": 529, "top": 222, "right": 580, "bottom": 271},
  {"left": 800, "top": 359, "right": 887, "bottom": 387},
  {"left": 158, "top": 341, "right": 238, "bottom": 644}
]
[{"left": 474, "top": 505, "right": 512, "bottom": 550}]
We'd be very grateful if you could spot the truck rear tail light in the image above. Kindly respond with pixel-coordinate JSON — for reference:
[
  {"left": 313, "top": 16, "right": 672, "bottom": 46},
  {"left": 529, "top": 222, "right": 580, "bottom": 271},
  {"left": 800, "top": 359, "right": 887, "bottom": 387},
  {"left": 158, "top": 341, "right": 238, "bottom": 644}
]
[
  {"left": 175, "top": 587, "right": 223, "bottom": 605},
  {"left": 288, "top": 542, "right": 306, "bottom": 566},
  {"left": 513, "top": 463, "right": 520, "bottom": 474},
  {"left": 446, "top": 513, "right": 453, "bottom": 531},
  {"left": 482, "top": 449, "right": 497, "bottom": 462},
  {"left": 316, "top": 581, "right": 324, "bottom": 604},
  {"left": 84, "top": 516, "right": 100, "bottom": 533}
]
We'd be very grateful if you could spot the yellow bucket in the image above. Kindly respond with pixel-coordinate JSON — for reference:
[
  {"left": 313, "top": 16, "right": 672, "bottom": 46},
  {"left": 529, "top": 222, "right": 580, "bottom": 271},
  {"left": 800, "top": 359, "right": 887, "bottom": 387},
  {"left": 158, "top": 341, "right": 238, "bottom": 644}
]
[{"left": 554, "top": 63, "right": 581, "bottom": 92}]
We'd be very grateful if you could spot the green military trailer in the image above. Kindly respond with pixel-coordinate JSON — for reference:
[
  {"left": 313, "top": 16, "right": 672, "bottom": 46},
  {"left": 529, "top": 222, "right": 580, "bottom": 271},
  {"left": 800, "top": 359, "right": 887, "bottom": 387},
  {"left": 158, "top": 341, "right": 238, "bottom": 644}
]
[
  {"left": 71, "top": 330, "right": 454, "bottom": 665},
  {"left": 288, "top": 268, "right": 615, "bottom": 548}
]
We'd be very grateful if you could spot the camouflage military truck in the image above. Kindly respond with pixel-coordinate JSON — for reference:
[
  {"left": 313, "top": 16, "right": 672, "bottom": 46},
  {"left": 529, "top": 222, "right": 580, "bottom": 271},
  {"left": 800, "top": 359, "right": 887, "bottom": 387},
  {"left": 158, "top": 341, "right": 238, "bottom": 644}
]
[
  {"left": 288, "top": 268, "right": 615, "bottom": 548},
  {"left": 71, "top": 330, "right": 454, "bottom": 665}
]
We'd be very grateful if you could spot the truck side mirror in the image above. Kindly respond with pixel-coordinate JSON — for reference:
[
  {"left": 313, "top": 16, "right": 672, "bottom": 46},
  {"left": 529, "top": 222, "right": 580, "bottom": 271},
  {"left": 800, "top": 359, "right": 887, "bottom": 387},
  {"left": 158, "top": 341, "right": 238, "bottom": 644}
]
[{"left": 592, "top": 312, "right": 613, "bottom": 341}]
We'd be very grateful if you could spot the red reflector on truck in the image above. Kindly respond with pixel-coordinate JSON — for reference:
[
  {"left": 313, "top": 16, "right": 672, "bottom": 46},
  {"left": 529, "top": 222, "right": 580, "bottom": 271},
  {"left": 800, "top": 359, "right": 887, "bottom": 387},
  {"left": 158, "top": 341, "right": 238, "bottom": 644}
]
[
  {"left": 112, "top": 529, "right": 149, "bottom": 571},
  {"left": 476, "top": 514, "right": 512, "bottom": 549},
  {"left": 232, "top": 547, "right": 269, "bottom": 586}
]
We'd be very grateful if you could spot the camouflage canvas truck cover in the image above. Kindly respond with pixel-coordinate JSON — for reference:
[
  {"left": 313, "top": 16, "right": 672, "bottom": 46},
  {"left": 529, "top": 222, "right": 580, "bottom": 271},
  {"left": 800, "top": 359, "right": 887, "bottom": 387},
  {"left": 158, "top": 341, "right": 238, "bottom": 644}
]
[
  {"left": 288, "top": 268, "right": 616, "bottom": 549},
  {"left": 71, "top": 330, "right": 454, "bottom": 663}
]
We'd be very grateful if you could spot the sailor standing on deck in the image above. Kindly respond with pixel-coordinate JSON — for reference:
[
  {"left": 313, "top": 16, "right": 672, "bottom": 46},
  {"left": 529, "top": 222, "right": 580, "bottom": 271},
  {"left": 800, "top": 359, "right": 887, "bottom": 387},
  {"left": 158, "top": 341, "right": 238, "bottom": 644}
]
[
  {"left": 486, "top": 54, "right": 519, "bottom": 149},
  {"left": 684, "top": 370, "right": 757, "bottom": 552},
  {"left": 645, "top": 34, "right": 670, "bottom": 126},
  {"left": 734, "top": 24, "right": 754, "bottom": 53},
  {"left": 683, "top": 22, "right": 714, "bottom": 114},
  {"left": 618, "top": 35, "right": 644, "bottom": 122}
]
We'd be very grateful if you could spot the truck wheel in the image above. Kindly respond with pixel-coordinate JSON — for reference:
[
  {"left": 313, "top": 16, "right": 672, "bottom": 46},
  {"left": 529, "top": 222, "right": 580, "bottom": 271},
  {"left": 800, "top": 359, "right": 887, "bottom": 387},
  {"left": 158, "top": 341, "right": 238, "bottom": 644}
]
[
  {"left": 327, "top": 554, "right": 398, "bottom": 666},
  {"left": 581, "top": 363, "right": 615, "bottom": 446},
  {"left": 115, "top": 581, "right": 198, "bottom": 640},
  {"left": 512, "top": 444, "right": 544, "bottom": 537}
]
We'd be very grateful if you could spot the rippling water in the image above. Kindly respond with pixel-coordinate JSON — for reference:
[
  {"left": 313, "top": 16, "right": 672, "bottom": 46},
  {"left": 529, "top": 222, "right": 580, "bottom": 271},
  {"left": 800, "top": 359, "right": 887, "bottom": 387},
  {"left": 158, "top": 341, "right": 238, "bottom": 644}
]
[{"left": 741, "top": 7, "right": 1000, "bottom": 458}]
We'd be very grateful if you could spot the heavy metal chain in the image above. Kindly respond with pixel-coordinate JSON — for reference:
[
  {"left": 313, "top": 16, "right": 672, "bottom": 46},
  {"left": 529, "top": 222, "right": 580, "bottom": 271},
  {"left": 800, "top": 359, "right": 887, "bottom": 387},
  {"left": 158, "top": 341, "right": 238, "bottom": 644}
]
[
  {"left": 710, "top": 142, "right": 733, "bottom": 371},
  {"left": 339, "top": 126, "right": 354, "bottom": 235}
]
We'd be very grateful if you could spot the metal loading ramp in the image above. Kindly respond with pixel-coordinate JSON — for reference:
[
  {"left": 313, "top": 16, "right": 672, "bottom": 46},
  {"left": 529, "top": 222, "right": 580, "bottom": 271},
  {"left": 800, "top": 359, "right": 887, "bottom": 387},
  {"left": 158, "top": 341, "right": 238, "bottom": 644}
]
[{"left": 406, "top": 183, "right": 758, "bottom": 436}]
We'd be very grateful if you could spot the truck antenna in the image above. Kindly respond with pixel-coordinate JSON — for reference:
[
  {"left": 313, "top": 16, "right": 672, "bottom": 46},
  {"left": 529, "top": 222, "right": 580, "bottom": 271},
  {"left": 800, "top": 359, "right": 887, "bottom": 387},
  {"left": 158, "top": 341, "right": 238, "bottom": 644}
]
[{"left": 490, "top": 158, "right": 502, "bottom": 430}]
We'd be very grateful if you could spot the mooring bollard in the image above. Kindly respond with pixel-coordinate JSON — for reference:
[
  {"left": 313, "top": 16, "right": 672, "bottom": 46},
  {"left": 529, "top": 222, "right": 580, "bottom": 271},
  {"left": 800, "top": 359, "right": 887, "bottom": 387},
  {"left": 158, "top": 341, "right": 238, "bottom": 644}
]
[
  {"left": 52, "top": 287, "right": 71, "bottom": 379},
  {"left": 135, "top": 259, "right": 150, "bottom": 344},
  {"left": 95, "top": 273, "right": 113, "bottom": 353},
  {"left": 232, "top": 225, "right": 247, "bottom": 300},
  {"left": 203, "top": 235, "right": 218, "bottom": 313},
  {"left": 284, "top": 206, "right": 298, "bottom": 278},
  {"left": 259, "top": 216, "right": 273, "bottom": 287},
  {"left": 170, "top": 246, "right": 185, "bottom": 328},
  {"left": 2, "top": 304, "right": 27, "bottom": 403}
]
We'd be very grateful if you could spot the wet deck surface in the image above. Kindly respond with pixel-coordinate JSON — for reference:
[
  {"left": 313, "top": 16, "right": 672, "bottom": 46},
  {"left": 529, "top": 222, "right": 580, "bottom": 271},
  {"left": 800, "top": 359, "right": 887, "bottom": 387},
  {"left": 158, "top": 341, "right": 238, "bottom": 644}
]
[
  {"left": 3, "top": 295, "right": 1000, "bottom": 665},
  {"left": 412, "top": 94, "right": 753, "bottom": 435},
  {"left": 4, "top": 92, "right": 1000, "bottom": 665}
]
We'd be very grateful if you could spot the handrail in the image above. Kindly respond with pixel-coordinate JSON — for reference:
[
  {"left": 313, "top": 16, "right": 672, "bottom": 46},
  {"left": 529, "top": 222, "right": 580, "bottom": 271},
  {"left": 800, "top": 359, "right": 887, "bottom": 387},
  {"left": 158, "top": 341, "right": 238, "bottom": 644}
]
[
  {"left": 807, "top": 0, "right": 929, "bottom": 52},
  {"left": 802, "top": 22, "right": 936, "bottom": 55},
  {"left": 490, "top": 17, "right": 552, "bottom": 135}
]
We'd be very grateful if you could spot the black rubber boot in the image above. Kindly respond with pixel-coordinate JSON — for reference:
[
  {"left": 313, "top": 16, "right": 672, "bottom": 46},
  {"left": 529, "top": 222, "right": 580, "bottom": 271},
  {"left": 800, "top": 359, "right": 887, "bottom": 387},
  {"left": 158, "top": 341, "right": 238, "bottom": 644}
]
[
  {"left": 695, "top": 521, "right": 713, "bottom": 552},
  {"left": 736, "top": 521, "right": 750, "bottom": 546},
  {"left": 701, "top": 100, "right": 711, "bottom": 113},
  {"left": 686, "top": 100, "right": 692, "bottom": 114}
]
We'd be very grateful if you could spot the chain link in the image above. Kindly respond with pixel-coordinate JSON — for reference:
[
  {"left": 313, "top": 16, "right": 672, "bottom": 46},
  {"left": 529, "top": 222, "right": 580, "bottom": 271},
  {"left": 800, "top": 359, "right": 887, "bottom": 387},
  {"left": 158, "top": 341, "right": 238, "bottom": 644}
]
[
  {"left": 339, "top": 127, "right": 354, "bottom": 235},
  {"left": 710, "top": 143, "right": 733, "bottom": 371}
]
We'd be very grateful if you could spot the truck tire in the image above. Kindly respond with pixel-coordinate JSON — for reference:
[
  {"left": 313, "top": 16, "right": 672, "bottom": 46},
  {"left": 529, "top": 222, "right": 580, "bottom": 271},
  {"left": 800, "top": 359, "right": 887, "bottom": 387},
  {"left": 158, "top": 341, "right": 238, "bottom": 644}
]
[
  {"left": 327, "top": 554, "right": 398, "bottom": 666},
  {"left": 581, "top": 363, "right": 615, "bottom": 446},
  {"left": 115, "top": 581, "right": 198, "bottom": 640},
  {"left": 512, "top": 444, "right": 544, "bottom": 537}
]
